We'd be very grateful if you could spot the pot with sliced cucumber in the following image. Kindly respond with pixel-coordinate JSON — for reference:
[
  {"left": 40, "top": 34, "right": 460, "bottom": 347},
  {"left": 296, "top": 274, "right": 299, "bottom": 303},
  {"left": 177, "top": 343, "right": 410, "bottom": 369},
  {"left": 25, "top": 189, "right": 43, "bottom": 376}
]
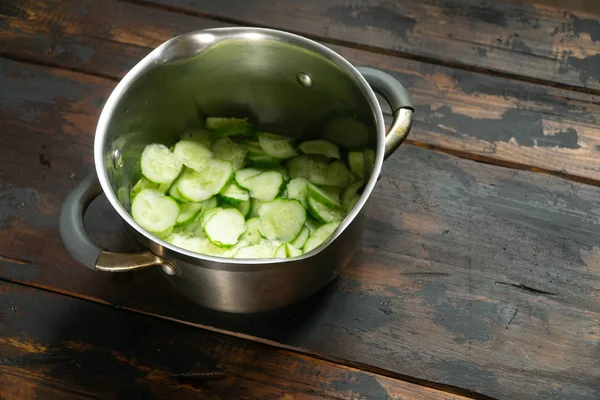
[{"left": 59, "top": 27, "right": 413, "bottom": 313}]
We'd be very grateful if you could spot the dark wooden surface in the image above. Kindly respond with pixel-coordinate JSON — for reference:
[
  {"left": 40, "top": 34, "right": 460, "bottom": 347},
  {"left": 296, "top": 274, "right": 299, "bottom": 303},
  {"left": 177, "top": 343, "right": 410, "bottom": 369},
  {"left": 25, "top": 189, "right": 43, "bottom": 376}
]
[
  {"left": 0, "top": 282, "right": 475, "bottom": 400},
  {"left": 1, "top": 0, "right": 600, "bottom": 399}
]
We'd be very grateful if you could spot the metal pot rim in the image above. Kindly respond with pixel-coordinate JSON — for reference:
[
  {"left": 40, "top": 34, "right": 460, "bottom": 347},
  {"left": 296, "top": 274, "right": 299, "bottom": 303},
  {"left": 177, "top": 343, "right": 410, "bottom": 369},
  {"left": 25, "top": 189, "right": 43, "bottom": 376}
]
[{"left": 94, "top": 27, "right": 386, "bottom": 266}]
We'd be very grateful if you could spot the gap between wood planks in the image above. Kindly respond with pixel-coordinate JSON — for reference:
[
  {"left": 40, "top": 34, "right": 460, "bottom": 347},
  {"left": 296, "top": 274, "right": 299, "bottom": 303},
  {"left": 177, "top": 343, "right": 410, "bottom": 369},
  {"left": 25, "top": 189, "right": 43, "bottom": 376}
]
[
  {"left": 120, "top": 0, "right": 600, "bottom": 97},
  {"left": 0, "top": 276, "right": 495, "bottom": 400},
  {"left": 2, "top": 49, "right": 600, "bottom": 190}
]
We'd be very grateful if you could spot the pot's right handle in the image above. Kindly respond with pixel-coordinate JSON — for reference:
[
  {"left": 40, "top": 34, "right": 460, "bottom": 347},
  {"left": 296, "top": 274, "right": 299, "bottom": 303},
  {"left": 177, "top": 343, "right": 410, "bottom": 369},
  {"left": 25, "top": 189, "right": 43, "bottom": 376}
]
[
  {"left": 357, "top": 67, "right": 414, "bottom": 159},
  {"left": 59, "top": 172, "right": 179, "bottom": 275}
]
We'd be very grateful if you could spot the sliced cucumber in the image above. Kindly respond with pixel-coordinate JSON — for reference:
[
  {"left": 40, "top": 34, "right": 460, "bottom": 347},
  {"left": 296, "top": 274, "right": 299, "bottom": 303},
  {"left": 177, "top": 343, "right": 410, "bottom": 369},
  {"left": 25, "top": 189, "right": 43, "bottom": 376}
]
[
  {"left": 285, "top": 177, "right": 309, "bottom": 207},
  {"left": 324, "top": 160, "right": 355, "bottom": 188},
  {"left": 303, "top": 222, "right": 340, "bottom": 253},
  {"left": 140, "top": 144, "right": 182, "bottom": 184},
  {"left": 290, "top": 226, "right": 310, "bottom": 249},
  {"left": 244, "top": 171, "right": 284, "bottom": 201},
  {"left": 304, "top": 218, "right": 322, "bottom": 233},
  {"left": 235, "top": 198, "right": 252, "bottom": 217},
  {"left": 249, "top": 199, "right": 264, "bottom": 218},
  {"left": 212, "top": 137, "right": 248, "bottom": 170},
  {"left": 299, "top": 140, "right": 340, "bottom": 159},
  {"left": 168, "top": 178, "right": 187, "bottom": 202},
  {"left": 203, "top": 208, "right": 246, "bottom": 247},
  {"left": 348, "top": 151, "right": 365, "bottom": 178},
  {"left": 166, "top": 233, "right": 204, "bottom": 253},
  {"left": 248, "top": 154, "right": 283, "bottom": 168},
  {"left": 177, "top": 159, "right": 233, "bottom": 202},
  {"left": 172, "top": 140, "right": 213, "bottom": 172},
  {"left": 180, "top": 129, "right": 214, "bottom": 148},
  {"left": 286, "top": 155, "right": 313, "bottom": 180},
  {"left": 130, "top": 178, "right": 168, "bottom": 202},
  {"left": 307, "top": 197, "right": 345, "bottom": 223},
  {"left": 286, "top": 243, "right": 302, "bottom": 257},
  {"left": 258, "top": 198, "right": 306, "bottom": 242},
  {"left": 219, "top": 182, "right": 250, "bottom": 205},
  {"left": 342, "top": 180, "right": 364, "bottom": 211},
  {"left": 234, "top": 240, "right": 281, "bottom": 259},
  {"left": 241, "top": 217, "right": 262, "bottom": 245},
  {"left": 234, "top": 168, "right": 263, "bottom": 189},
  {"left": 201, "top": 196, "right": 218, "bottom": 211},
  {"left": 131, "top": 189, "right": 179, "bottom": 237},
  {"left": 273, "top": 165, "right": 290, "bottom": 181},
  {"left": 307, "top": 183, "right": 342, "bottom": 209},
  {"left": 257, "top": 132, "right": 297, "bottom": 159},
  {"left": 176, "top": 202, "right": 204, "bottom": 226},
  {"left": 241, "top": 139, "right": 263, "bottom": 155},
  {"left": 206, "top": 117, "right": 254, "bottom": 137},
  {"left": 275, "top": 243, "right": 288, "bottom": 258},
  {"left": 323, "top": 116, "right": 369, "bottom": 149},
  {"left": 200, "top": 207, "right": 221, "bottom": 228}
]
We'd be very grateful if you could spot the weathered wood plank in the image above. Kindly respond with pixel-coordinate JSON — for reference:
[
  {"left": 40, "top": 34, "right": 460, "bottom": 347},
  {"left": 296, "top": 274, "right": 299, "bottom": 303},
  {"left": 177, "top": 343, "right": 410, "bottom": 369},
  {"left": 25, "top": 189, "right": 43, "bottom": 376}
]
[
  {"left": 0, "top": 281, "right": 470, "bottom": 400},
  {"left": 4, "top": 0, "right": 600, "bottom": 185},
  {"left": 136, "top": 0, "right": 600, "bottom": 92},
  {"left": 0, "top": 58, "right": 599, "bottom": 399}
]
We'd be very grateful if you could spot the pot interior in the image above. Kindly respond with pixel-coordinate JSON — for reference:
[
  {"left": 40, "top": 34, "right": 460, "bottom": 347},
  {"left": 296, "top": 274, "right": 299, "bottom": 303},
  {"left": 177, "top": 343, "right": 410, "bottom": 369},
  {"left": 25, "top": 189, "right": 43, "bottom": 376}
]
[{"left": 100, "top": 30, "right": 379, "bottom": 211}]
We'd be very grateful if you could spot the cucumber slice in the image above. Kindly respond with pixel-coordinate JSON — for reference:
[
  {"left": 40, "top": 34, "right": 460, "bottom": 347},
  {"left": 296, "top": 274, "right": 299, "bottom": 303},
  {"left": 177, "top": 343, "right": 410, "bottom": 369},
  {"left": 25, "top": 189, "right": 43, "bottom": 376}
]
[
  {"left": 140, "top": 144, "right": 182, "bottom": 184},
  {"left": 285, "top": 177, "right": 309, "bottom": 207},
  {"left": 364, "top": 148, "right": 375, "bottom": 177},
  {"left": 241, "top": 139, "right": 263, "bottom": 155},
  {"left": 168, "top": 179, "right": 187, "bottom": 202},
  {"left": 212, "top": 137, "right": 248, "bottom": 170},
  {"left": 241, "top": 217, "right": 262, "bottom": 245},
  {"left": 286, "top": 243, "right": 302, "bottom": 257},
  {"left": 290, "top": 226, "right": 310, "bottom": 249},
  {"left": 307, "top": 197, "right": 345, "bottom": 223},
  {"left": 303, "top": 222, "right": 340, "bottom": 253},
  {"left": 323, "top": 116, "right": 369, "bottom": 149},
  {"left": 130, "top": 178, "right": 168, "bottom": 202},
  {"left": 235, "top": 198, "right": 252, "bottom": 217},
  {"left": 348, "top": 151, "right": 365, "bottom": 178},
  {"left": 307, "top": 183, "right": 342, "bottom": 209},
  {"left": 244, "top": 171, "right": 284, "bottom": 201},
  {"left": 166, "top": 233, "right": 204, "bottom": 253},
  {"left": 299, "top": 140, "right": 340, "bottom": 159},
  {"left": 258, "top": 198, "right": 306, "bottom": 242},
  {"left": 342, "top": 180, "right": 364, "bottom": 211},
  {"left": 235, "top": 168, "right": 263, "bottom": 189},
  {"left": 273, "top": 165, "right": 290, "bottom": 181},
  {"left": 200, "top": 207, "right": 221, "bottom": 228},
  {"left": 219, "top": 182, "right": 250, "bottom": 205},
  {"left": 257, "top": 132, "right": 297, "bottom": 159},
  {"left": 131, "top": 189, "right": 179, "bottom": 236},
  {"left": 249, "top": 199, "right": 264, "bottom": 218},
  {"left": 346, "top": 195, "right": 360, "bottom": 212},
  {"left": 173, "top": 140, "right": 213, "bottom": 172},
  {"left": 325, "top": 160, "right": 355, "bottom": 188},
  {"left": 275, "top": 243, "right": 288, "bottom": 258},
  {"left": 206, "top": 117, "right": 254, "bottom": 137},
  {"left": 201, "top": 196, "right": 218, "bottom": 211},
  {"left": 234, "top": 240, "right": 281, "bottom": 259},
  {"left": 180, "top": 129, "right": 214, "bottom": 148},
  {"left": 177, "top": 159, "right": 233, "bottom": 202},
  {"left": 248, "top": 154, "right": 283, "bottom": 168},
  {"left": 305, "top": 218, "right": 322, "bottom": 233},
  {"left": 175, "top": 202, "right": 204, "bottom": 226},
  {"left": 203, "top": 208, "right": 246, "bottom": 247}
]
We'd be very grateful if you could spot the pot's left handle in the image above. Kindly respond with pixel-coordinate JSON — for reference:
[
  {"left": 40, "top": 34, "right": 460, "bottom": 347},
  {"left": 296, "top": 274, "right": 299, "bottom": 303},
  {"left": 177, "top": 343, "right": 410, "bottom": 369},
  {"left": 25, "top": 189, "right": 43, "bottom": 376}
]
[{"left": 59, "top": 173, "right": 179, "bottom": 275}]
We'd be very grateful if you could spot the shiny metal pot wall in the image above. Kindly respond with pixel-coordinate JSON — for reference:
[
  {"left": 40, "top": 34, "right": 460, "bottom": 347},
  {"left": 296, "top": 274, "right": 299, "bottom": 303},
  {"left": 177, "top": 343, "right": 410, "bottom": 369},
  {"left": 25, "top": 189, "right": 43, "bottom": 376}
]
[{"left": 59, "top": 27, "right": 413, "bottom": 313}]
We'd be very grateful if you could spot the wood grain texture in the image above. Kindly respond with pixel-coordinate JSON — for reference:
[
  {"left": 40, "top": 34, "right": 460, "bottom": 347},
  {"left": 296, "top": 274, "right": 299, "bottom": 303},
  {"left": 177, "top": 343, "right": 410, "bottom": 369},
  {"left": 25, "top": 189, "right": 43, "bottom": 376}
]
[
  {"left": 0, "top": 282, "right": 471, "bottom": 400},
  {"left": 4, "top": 0, "right": 600, "bottom": 185},
  {"left": 0, "top": 58, "right": 599, "bottom": 399},
  {"left": 137, "top": 0, "right": 600, "bottom": 92}
]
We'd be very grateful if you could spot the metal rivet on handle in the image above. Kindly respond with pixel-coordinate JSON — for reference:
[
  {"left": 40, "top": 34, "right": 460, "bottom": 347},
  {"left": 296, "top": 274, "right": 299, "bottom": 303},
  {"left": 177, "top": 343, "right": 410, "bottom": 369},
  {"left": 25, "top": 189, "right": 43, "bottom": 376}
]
[
  {"left": 162, "top": 263, "right": 179, "bottom": 276},
  {"left": 112, "top": 149, "right": 123, "bottom": 169},
  {"left": 296, "top": 72, "right": 313, "bottom": 88}
]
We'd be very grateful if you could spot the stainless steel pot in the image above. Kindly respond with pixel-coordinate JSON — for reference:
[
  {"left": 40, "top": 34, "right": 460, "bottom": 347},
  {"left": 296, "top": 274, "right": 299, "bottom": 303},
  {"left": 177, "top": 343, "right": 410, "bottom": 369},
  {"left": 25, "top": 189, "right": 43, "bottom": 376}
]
[{"left": 60, "top": 27, "right": 413, "bottom": 313}]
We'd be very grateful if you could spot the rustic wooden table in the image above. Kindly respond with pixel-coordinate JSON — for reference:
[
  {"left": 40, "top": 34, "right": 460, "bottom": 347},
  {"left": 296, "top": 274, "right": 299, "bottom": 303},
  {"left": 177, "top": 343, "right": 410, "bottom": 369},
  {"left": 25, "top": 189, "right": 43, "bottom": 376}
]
[{"left": 1, "top": 0, "right": 600, "bottom": 399}]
